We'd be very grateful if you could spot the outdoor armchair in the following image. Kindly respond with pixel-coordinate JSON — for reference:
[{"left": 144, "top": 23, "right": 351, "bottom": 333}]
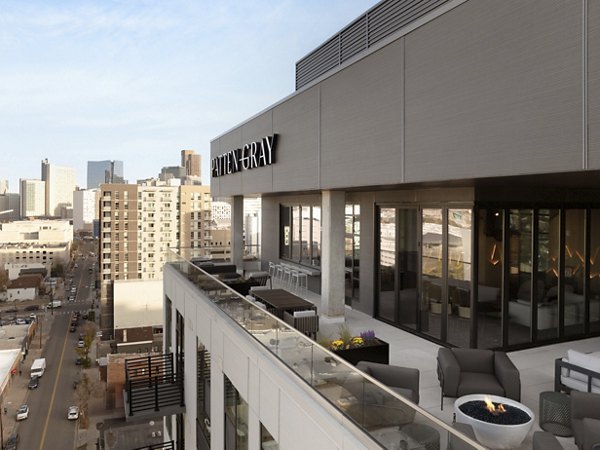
[
  {"left": 571, "top": 390, "right": 600, "bottom": 450},
  {"left": 437, "top": 348, "right": 520, "bottom": 410},
  {"left": 343, "top": 361, "right": 420, "bottom": 429},
  {"left": 356, "top": 361, "right": 420, "bottom": 404}
]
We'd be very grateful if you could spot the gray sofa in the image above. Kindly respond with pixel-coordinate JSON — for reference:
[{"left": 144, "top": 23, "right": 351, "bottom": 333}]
[
  {"left": 437, "top": 348, "right": 520, "bottom": 410},
  {"left": 571, "top": 391, "right": 600, "bottom": 450}
]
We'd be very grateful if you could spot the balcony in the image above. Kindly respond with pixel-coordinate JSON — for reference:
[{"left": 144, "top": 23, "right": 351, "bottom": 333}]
[{"left": 123, "top": 354, "right": 185, "bottom": 421}]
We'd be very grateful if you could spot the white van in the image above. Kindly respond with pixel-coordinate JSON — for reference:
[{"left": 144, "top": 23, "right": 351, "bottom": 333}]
[{"left": 31, "top": 358, "right": 46, "bottom": 378}]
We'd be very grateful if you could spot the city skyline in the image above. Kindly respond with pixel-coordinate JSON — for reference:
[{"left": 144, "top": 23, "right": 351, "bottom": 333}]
[{"left": 0, "top": 0, "right": 376, "bottom": 192}]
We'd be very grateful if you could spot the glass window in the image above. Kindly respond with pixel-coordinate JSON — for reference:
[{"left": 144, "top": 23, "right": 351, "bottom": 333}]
[
  {"left": 590, "top": 210, "right": 600, "bottom": 332},
  {"left": 447, "top": 209, "right": 472, "bottom": 348},
  {"left": 224, "top": 376, "right": 248, "bottom": 450},
  {"left": 564, "top": 209, "right": 585, "bottom": 336},
  {"left": 537, "top": 209, "right": 559, "bottom": 341},
  {"left": 508, "top": 209, "right": 533, "bottom": 346},
  {"left": 422, "top": 208, "right": 443, "bottom": 341},
  {"left": 279, "top": 204, "right": 321, "bottom": 268},
  {"left": 197, "top": 340, "right": 211, "bottom": 449},
  {"left": 345, "top": 204, "right": 360, "bottom": 304},
  {"left": 477, "top": 209, "right": 503, "bottom": 349},
  {"left": 260, "top": 424, "right": 278, "bottom": 449}
]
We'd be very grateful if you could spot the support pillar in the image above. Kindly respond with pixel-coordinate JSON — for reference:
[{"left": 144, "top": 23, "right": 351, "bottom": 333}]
[
  {"left": 321, "top": 191, "right": 345, "bottom": 319},
  {"left": 231, "top": 196, "right": 244, "bottom": 271}
]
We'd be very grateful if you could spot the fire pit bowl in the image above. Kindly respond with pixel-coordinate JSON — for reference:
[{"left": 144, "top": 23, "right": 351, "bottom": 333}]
[{"left": 454, "top": 394, "right": 534, "bottom": 449}]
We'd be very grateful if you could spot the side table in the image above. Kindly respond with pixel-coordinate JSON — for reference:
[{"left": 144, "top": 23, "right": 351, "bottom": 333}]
[{"left": 539, "top": 391, "right": 572, "bottom": 437}]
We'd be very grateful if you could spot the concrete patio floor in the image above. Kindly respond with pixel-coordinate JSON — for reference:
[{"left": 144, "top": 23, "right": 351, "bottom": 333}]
[{"left": 286, "top": 282, "right": 594, "bottom": 450}]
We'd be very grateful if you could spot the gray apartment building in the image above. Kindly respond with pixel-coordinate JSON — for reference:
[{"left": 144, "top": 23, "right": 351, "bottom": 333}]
[{"left": 209, "top": 0, "right": 600, "bottom": 352}]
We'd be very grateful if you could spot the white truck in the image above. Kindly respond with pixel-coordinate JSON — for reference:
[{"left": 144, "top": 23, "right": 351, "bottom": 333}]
[
  {"left": 48, "top": 300, "right": 62, "bottom": 309},
  {"left": 30, "top": 358, "right": 46, "bottom": 378}
]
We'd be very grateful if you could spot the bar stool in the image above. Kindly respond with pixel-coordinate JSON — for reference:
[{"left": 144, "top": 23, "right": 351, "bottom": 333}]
[
  {"left": 290, "top": 270, "right": 308, "bottom": 294},
  {"left": 275, "top": 264, "right": 284, "bottom": 284},
  {"left": 282, "top": 265, "right": 292, "bottom": 287},
  {"left": 268, "top": 262, "right": 277, "bottom": 280}
]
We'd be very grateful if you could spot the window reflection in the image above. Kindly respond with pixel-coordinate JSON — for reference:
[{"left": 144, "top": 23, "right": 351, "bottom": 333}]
[
  {"left": 422, "top": 208, "right": 443, "bottom": 341},
  {"left": 477, "top": 209, "right": 503, "bottom": 349},
  {"left": 447, "top": 209, "right": 472, "bottom": 348},
  {"left": 564, "top": 209, "right": 585, "bottom": 336}
]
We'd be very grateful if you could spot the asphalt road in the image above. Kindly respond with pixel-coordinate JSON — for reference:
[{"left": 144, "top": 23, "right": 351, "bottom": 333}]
[{"left": 16, "top": 253, "right": 96, "bottom": 450}]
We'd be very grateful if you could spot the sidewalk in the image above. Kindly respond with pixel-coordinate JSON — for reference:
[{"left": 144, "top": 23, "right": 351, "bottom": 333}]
[{"left": 2, "top": 310, "right": 56, "bottom": 439}]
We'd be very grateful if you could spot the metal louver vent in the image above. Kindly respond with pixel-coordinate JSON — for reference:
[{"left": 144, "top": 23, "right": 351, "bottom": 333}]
[{"left": 295, "top": 0, "right": 450, "bottom": 90}]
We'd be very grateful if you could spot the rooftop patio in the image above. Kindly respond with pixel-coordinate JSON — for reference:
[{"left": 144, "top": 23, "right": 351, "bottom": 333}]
[{"left": 292, "top": 278, "right": 596, "bottom": 450}]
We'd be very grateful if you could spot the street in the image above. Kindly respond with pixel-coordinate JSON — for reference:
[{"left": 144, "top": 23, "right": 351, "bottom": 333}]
[{"left": 7, "top": 250, "right": 96, "bottom": 450}]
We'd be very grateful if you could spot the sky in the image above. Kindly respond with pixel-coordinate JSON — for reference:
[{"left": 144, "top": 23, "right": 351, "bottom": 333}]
[{"left": 0, "top": 0, "right": 377, "bottom": 192}]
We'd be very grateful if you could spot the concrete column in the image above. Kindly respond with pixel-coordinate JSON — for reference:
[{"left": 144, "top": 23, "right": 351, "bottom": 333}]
[
  {"left": 321, "top": 190, "right": 345, "bottom": 319},
  {"left": 231, "top": 196, "right": 244, "bottom": 270}
]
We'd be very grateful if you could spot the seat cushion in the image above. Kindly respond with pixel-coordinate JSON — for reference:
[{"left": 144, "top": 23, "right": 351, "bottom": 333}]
[
  {"left": 457, "top": 372, "right": 505, "bottom": 397},
  {"left": 453, "top": 349, "right": 494, "bottom": 373},
  {"left": 390, "top": 386, "right": 415, "bottom": 403}
]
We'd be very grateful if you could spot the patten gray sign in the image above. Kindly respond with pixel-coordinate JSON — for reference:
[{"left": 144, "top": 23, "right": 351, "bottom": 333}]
[{"left": 211, "top": 134, "right": 277, "bottom": 178}]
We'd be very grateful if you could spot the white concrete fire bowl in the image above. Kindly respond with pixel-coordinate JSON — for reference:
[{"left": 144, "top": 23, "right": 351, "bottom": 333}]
[{"left": 454, "top": 394, "right": 534, "bottom": 449}]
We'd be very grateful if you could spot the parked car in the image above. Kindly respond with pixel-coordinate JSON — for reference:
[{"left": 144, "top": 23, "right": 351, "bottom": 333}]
[
  {"left": 5, "top": 432, "right": 19, "bottom": 450},
  {"left": 75, "top": 357, "right": 82, "bottom": 365},
  {"left": 4, "top": 307, "right": 17, "bottom": 313},
  {"left": 67, "top": 406, "right": 79, "bottom": 420},
  {"left": 28, "top": 376, "right": 39, "bottom": 389},
  {"left": 15, "top": 318, "right": 26, "bottom": 325},
  {"left": 77, "top": 340, "right": 85, "bottom": 348},
  {"left": 16, "top": 405, "right": 29, "bottom": 421},
  {"left": 69, "top": 325, "right": 76, "bottom": 332},
  {"left": 24, "top": 305, "right": 39, "bottom": 311}
]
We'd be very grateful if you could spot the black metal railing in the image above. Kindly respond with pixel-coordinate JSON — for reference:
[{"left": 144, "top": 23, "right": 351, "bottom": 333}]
[
  {"left": 296, "top": 0, "right": 451, "bottom": 89},
  {"left": 125, "top": 354, "right": 185, "bottom": 417}
]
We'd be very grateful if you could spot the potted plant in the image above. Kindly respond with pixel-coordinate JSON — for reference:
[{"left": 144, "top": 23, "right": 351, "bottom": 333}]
[{"left": 326, "top": 326, "right": 389, "bottom": 366}]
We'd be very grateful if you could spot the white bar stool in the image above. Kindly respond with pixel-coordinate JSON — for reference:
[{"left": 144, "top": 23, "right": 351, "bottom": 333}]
[{"left": 290, "top": 270, "right": 308, "bottom": 293}]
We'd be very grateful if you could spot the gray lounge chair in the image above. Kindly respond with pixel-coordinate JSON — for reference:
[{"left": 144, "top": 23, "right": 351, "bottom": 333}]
[
  {"left": 437, "top": 348, "right": 520, "bottom": 410},
  {"left": 571, "top": 391, "right": 600, "bottom": 450}
]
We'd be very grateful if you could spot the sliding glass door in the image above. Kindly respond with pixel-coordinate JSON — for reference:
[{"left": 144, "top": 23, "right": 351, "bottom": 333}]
[{"left": 376, "top": 207, "right": 419, "bottom": 329}]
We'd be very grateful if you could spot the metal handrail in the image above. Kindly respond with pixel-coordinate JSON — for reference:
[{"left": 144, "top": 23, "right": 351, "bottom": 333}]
[{"left": 167, "top": 249, "right": 486, "bottom": 450}]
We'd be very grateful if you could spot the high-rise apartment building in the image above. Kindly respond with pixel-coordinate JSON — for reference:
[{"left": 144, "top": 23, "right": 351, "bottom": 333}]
[
  {"left": 87, "top": 160, "right": 124, "bottom": 189},
  {"left": 19, "top": 179, "right": 45, "bottom": 218},
  {"left": 98, "top": 181, "right": 212, "bottom": 334},
  {"left": 73, "top": 189, "right": 99, "bottom": 232},
  {"left": 41, "top": 159, "right": 76, "bottom": 217},
  {"left": 181, "top": 150, "right": 200, "bottom": 178}
]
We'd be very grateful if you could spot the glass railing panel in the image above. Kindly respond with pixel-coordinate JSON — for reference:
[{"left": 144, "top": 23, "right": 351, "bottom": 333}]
[{"left": 167, "top": 250, "right": 485, "bottom": 450}]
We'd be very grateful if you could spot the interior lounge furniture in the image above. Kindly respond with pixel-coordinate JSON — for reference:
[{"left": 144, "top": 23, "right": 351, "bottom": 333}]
[
  {"left": 283, "top": 310, "right": 318, "bottom": 339},
  {"left": 437, "top": 348, "right": 520, "bottom": 410},
  {"left": 344, "top": 361, "right": 420, "bottom": 429},
  {"left": 555, "top": 350, "right": 600, "bottom": 394},
  {"left": 571, "top": 391, "right": 600, "bottom": 450}
]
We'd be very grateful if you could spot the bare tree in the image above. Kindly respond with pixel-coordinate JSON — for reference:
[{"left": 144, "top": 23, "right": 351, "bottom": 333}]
[
  {"left": 74, "top": 372, "right": 104, "bottom": 429},
  {"left": 75, "top": 322, "right": 97, "bottom": 368}
]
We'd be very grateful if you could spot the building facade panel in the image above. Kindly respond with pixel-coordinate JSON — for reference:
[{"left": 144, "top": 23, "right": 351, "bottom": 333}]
[
  {"left": 589, "top": 0, "right": 600, "bottom": 167},
  {"left": 239, "top": 111, "right": 276, "bottom": 195},
  {"left": 272, "top": 86, "right": 321, "bottom": 192},
  {"left": 320, "top": 39, "right": 404, "bottom": 189},
  {"left": 211, "top": 129, "right": 243, "bottom": 197},
  {"left": 404, "top": 0, "right": 583, "bottom": 181}
]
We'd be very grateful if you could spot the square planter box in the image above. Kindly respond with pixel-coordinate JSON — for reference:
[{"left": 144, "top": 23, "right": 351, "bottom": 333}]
[{"left": 332, "top": 338, "right": 389, "bottom": 366}]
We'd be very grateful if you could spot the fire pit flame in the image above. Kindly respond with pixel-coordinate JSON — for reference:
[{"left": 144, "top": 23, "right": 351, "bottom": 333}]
[{"left": 484, "top": 396, "right": 506, "bottom": 415}]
